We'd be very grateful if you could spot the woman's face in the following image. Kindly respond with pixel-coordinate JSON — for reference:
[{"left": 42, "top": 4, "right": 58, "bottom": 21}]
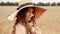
[{"left": 25, "top": 7, "right": 34, "bottom": 21}]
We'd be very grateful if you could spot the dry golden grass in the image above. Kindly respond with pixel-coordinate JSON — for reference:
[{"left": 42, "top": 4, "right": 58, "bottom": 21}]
[{"left": 0, "top": 6, "right": 60, "bottom": 34}]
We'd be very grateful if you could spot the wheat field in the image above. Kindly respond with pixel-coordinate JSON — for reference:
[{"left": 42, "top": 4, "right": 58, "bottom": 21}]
[{"left": 0, "top": 6, "right": 60, "bottom": 34}]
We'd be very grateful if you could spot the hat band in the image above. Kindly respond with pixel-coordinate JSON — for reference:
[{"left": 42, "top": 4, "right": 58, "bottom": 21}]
[{"left": 17, "top": 2, "right": 35, "bottom": 10}]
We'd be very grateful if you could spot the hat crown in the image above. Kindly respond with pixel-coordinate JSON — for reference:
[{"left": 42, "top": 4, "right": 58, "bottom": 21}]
[
  {"left": 19, "top": 0, "right": 32, "bottom": 6},
  {"left": 19, "top": 0, "right": 40, "bottom": 6}
]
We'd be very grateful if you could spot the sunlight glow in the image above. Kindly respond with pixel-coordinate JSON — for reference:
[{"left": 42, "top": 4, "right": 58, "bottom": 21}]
[
  {"left": 32, "top": 0, "right": 40, "bottom": 4},
  {"left": 32, "top": 0, "right": 60, "bottom": 3},
  {"left": 0, "top": 0, "right": 60, "bottom": 3}
]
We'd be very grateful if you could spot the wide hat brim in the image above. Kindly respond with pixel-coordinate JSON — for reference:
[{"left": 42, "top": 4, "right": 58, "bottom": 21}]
[
  {"left": 7, "top": 5, "right": 46, "bottom": 21},
  {"left": 34, "top": 6, "right": 46, "bottom": 19}
]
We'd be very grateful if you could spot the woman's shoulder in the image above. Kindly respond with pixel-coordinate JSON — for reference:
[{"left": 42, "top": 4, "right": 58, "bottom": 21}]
[
  {"left": 15, "top": 23, "right": 26, "bottom": 34},
  {"left": 16, "top": 23, "right": 26, "bottom": 29}
]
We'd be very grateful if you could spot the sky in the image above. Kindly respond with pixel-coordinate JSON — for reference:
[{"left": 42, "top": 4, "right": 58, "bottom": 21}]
[{"left": 0, "top": 0, "right": 60, "bottom": 3}]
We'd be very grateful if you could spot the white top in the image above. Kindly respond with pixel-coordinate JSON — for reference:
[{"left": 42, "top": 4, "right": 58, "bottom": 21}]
[
  {"left": 15, "top": 23, "right": 26, "bottom": 34},
  {"left": 15, "top": 23, "right": 41, "bottom": 34}
]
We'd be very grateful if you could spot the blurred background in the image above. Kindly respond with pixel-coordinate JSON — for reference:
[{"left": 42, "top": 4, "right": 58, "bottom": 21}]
[
  {"left": 0, "top": 0, "right": 60, "bottom": 34},
  {"left": 0, "top": 0, "right": 60, "bottom": 6}
]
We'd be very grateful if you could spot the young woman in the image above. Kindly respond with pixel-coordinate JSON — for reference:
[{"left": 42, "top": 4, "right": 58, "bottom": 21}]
[
  {"left": 7, "top": 0, "right": 46, "bottom": 34},
  {"left": 12, "top": 7, "right": 41, "bottom": 34}
]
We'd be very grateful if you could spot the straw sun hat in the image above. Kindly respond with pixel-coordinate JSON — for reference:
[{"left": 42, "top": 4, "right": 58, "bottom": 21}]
[{"left": 7, "top": 0, "right": 46, "bottom": 21}]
